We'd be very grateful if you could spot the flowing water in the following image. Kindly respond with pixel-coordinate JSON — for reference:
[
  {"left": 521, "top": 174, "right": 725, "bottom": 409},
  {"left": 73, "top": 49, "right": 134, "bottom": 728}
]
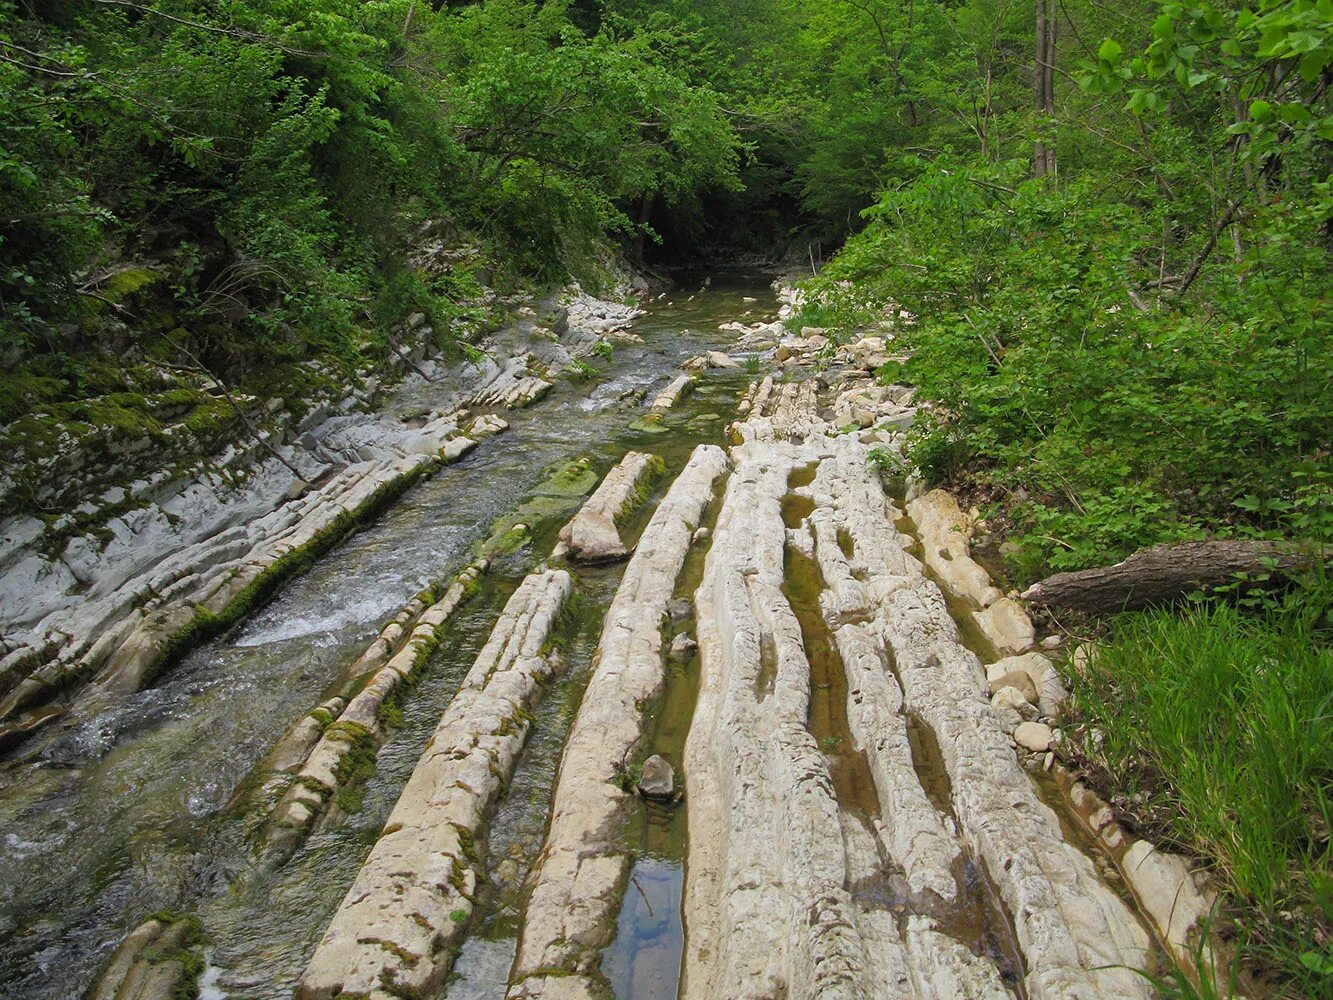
[
  {"left": 0, "top": 273, "right": 768, "bottom": 1000},
  {"left": 0, "top": 271, "right": 1162, "bottom": 1000}
]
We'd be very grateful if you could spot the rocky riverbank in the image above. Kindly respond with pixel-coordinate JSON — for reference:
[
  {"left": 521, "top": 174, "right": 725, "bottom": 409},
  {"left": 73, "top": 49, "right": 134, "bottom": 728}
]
[
  {"left": 2, "top": 273, "right": 1230, "bottom": 1000},
  {"left": 0, "top": 284, "right": 642, "bottom": 755}
]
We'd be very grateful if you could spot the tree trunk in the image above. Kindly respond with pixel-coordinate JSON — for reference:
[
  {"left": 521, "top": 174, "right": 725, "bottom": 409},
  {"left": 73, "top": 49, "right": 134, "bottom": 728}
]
[
  {"left": 1033, "top": 0, "right": 1057, "bottom": 180},
  {"left": 1020, "top": 540, "right": 1324, "bottom": 613},
  {"left": 631, "top": 190, "right": 654, "bottom": 265}
]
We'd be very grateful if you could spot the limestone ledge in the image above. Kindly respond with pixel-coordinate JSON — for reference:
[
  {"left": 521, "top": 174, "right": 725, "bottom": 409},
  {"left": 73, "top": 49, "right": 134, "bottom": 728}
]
[
  {"left": 508, "top": 444, "right": 728, "bottom": 998},
  {"left": 85, "top": 913, "right": 204, "bottom": 1000},
  {"left": 260, "top": 561, "right": 487, "bottom": 857},
  {"left": 296, "top": 567, "right": 574, "bottom": 1000},
  {"left": 0, "top": 285, "right": 638, "bottom": 754}
]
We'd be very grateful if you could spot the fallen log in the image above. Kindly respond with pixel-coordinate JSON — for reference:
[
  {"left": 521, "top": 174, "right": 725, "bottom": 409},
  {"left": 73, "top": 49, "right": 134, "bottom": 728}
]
[{"left": 1021, "top": 539, "right": 1322, "bottom": 613}]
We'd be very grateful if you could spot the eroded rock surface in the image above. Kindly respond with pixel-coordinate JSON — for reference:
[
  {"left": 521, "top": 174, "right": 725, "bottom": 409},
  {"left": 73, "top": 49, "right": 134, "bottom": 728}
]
[
  {"left": 297, "top": 568, "right": 573, "bottom": 1000},
  {"left": 262, "top": 562, "right": 487, "bottom": 855},
  {"left": 680, "top": 382, "right": 1151, "bottom": 1000},
  {"left": 508, "top": 444, "right": 727, "bottom": 999}
]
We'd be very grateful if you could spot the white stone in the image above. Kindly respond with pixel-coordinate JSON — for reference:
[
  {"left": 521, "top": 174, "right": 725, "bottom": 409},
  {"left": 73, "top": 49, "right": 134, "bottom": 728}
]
[{"left": 1014, "top": 721, "right": 1054, "bottom": 753}]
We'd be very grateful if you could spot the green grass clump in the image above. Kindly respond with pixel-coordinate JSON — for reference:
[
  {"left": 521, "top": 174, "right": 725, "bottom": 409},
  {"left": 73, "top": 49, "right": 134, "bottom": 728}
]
[{"left": 1071, "top": 586, "right": 1332, "bottom": 995}]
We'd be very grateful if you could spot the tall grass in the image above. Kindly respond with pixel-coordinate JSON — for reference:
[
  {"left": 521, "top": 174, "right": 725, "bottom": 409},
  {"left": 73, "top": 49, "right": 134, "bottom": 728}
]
[{"left": 1071, "top": 584, "right": 1332, "bottom": 996}]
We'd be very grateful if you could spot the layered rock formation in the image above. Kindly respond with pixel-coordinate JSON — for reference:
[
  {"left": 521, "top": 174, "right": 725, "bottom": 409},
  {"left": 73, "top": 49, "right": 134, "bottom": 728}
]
[
  {"left": 508, "top": 444, "right": 728, "bottom": 999},
  {"left": 296, "top": 567, "right": 573, "bottom": 1000}
]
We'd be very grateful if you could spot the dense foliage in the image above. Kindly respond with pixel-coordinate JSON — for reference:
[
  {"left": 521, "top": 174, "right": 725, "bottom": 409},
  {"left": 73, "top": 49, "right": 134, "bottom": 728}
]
[
  {"left": 1074, "top": 586, "right": 1333, "bottom": 996},
  {"left": 0, "top": 0, "right": 741, "bottom": 417},
  {"left": 792, "top": 0, "right": 1331, "bottom": 578}
]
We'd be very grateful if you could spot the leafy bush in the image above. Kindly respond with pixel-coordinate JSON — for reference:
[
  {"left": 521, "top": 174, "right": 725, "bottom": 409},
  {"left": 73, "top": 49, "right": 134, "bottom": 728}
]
[{"left": 807, "top": 155, "right": 1330, "bottom": 578}]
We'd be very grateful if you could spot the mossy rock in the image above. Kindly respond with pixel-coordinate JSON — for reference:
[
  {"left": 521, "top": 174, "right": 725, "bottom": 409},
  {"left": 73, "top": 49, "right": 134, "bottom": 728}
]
[
  {"left": 100, "top": 267, "right": 165, "bottom": 304},
  {"left": 530, "top": 457, "right": 599, "bottom": 498},
  {"left": 628, "top": 417, "right": 671, "bottom": 435}
]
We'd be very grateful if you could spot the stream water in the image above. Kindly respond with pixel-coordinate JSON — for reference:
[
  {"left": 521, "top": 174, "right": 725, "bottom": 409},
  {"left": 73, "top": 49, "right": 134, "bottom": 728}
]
[{"left": 0, "top": 273, "right": 768, "bottom": 1000}]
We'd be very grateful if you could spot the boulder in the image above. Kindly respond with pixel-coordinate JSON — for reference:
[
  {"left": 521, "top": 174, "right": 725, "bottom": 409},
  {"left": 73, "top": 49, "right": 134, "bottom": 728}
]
[{"left": 567, "top": 510, "right": 626, "bottom": 563}]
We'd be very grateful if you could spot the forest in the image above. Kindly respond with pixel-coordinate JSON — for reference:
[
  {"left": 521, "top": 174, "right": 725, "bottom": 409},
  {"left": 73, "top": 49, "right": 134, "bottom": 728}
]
[{"left": 1, "top": 0, "right": 1330, "bottom": 997}]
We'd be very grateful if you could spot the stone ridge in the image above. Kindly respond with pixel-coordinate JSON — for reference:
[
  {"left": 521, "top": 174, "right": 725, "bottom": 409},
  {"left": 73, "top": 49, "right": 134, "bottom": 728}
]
[
  {"left": 296, "top": 567, "right": 573, "bottom": 1000},
  {"left": 678, "top": 380, "right": 1152, "bottom": 1000},
  {"left": 508, "top": 444, "right": 728, "bottom": 1000}
]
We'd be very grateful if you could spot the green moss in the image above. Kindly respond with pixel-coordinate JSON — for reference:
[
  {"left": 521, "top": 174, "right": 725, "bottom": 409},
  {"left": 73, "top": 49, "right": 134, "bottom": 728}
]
[
  {"left": 308, "top": 707, "right": 335, "bottom": 728},
  {"left": 447, "top": 856, "right": 477, "bottom": 902},
  {"left": 358, "top": 936, "right": 421, "bottom": 968},
  {"left": 329, "top": 719, "right": 378, "bottom": 813},
  {"left": 452, "top": 823, "right": 477, "bottom": 862},
  {"left": 532, "top": 457, "right": 599, "bottom": 498},
  {"left": 100, "top": 266, "right": 163, "bottom": 303},
  {"left": 614, "top": 454, "right": 668, "bottom": 526}
]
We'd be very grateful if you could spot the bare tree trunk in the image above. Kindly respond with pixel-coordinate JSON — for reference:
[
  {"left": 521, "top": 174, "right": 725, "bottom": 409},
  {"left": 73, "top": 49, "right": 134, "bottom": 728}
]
[
  {"left": 631, "top": 191, "right": 654, "bottom": 265},
  {"left": 1033, "top": 0, "right": 1057, "bottom": 180},
  {"left": 1021, "top": 539, "right": 1324, "bottom": 613}
]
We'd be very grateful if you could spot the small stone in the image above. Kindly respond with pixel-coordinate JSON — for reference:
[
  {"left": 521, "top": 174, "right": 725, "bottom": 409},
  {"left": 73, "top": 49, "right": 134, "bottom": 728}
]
[
  {"left": 692, "top": 526, "right": 711, "bottom": 544},
  {"left": 990, "top": 670, "right": 1038, "bottom": 705},
  {"left": 667, "top": 598, "right": 692, "bottom": 624},
  {"left": 286, "top": 477, "right": 310, "bottom": 501},
  {"left": 1043, "top": 751, "right": 1055, "bottom": 771},
  {"left": 1014, "top": 721, "right": 1053, "bottom": 753},
  {"left": 637, "top": 755, "right": 675, "bottom": 801},
  {"left": 1040, "top": 634, "right": 1063, "bottom": 650},
  {"left": 669, "top": 633, "right": 697, "bottom": 661}
]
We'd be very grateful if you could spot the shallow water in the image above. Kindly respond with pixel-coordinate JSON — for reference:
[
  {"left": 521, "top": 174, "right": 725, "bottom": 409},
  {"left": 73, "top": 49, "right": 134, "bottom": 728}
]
[{"left": 0, "top": 272, "right": 773, "bottom": 1000}]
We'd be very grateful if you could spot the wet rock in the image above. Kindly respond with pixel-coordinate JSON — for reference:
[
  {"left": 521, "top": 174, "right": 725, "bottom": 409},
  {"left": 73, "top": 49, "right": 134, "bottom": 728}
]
[
  {"left": 88, "top": 914, "right": 203, "bottom": 1000},
  {"left": 553, "top": 451, "right": 662, "bottom": 564},
  {"left": 566, "top": 510, "right": 624, "bottom": 563},
  {"left": 705, "top": 351, "right": 740, "bottom": 369},
  {"left": 669, "top": 633, "right": 697, "bottom": 660},
  {"left": 265, "top": 563, "right": 486, "bottom": 853},
  {"left": 637, "top": 754, "right": 675, "bottom": 800},
  {"left": 648, "top": 373, "right": 695, "bottom": 414},
  {"left": 509, "top": 446, "right": 726, "bottom": 999},
  {"left": 298, "top": 569, "right": 573, "bottom": 1000},
  {"left": 667, "top": 597, "right": 692, "bottom": 624},
  {"left": 1014, "top": 721, "right": 1054, "bottom": 753}
]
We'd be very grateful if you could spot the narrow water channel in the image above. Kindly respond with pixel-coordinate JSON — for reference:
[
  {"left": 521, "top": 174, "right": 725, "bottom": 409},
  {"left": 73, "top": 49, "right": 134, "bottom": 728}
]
[{"left": 0, "top": 273, "right": 771, "bottom": 1000}]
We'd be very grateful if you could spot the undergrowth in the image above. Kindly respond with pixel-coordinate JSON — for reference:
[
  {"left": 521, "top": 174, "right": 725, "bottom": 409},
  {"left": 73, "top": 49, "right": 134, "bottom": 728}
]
[{"left": 1069, "top": 578, "right": 1333, "bottom": 997}]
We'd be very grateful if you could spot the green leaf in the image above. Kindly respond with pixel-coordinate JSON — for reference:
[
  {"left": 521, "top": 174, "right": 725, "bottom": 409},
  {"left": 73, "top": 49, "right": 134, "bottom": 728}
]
[{"left": 1098, "top": 38, "right": 1123, "bottom": 64}]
